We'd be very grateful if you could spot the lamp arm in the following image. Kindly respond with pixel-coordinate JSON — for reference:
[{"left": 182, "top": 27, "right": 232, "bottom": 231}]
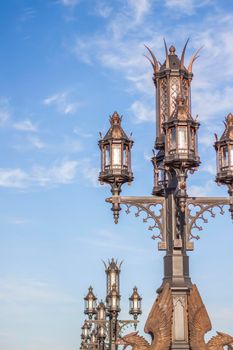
[
  {"left": 106, "top": 196, "right": 165, "bottom": 245},
  {"left": 186, "top": 197, "right": 232, "bottom": 241}
]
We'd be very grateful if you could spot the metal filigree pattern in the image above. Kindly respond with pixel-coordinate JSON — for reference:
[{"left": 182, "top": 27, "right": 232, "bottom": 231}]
[
  {"left": 106, "top": 196, "right": 165, "bottom": 243},
  {"left": 170, "top": 77, "right": 180, "bottom": 114},
  {"left": 181, "top": 79, "right": 189, "bottom": 110},
  {"left": 159, "top": 78, "right": 168, "bottom": 124},
  {"left": 187, "top": 197, "right": 231, "bottom": 241}
]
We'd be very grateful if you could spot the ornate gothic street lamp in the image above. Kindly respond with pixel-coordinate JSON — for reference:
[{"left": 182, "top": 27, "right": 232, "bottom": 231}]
[
  {"left": 129, "top": 287, "right": 142, "bottom": 320},
  {"left": 99, "top": 112, "right": 133, "bottom": 223},
  {"left": 98, "top": 40, "right": 233, "bottom": 349},
  {"left": 84, "top": 286, "right": 97, "bottom": 319},
  {"left": 80, "top": 259, "right": 142, "bottom": 350}
]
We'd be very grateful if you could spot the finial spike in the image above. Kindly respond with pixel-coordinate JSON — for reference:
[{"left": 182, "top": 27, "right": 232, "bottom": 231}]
[
  {"left": 181, "top": 38, "right": 190, "bottom": 69},
  {"left": 188, "top": 46, "right": 203, "bottom": 73},
  {"left": 163, "top": 38, "right": 169, "bottom": 68},
  {"left": 144, "top": 45, "right": 159, "bottom": 72}
]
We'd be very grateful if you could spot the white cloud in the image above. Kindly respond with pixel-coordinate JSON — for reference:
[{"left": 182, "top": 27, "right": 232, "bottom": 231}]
[
  {"left": 60, "top": 0, "right": 79, "bottom": 6},
  {"left": 13, "top": 119, "right": 37, "bottom": 132},
  {"left": 164, "top": 0, "right": 212, "bottom": 15},
  {"left": 129, "top": 100, "right": 154, "bottom": 123},
  {"left": 0, "top": 159, "right": 99, "bottom": 189},
  {"left": 188, "top": 180, "right": 215, "bottom": 197},
  {"left": 80, "top": 159, "right": 99, "bottom": 188},
  {"left": 32, "top": 160, "right": 78, "bottom": 186},
  {"left": 0, "top": 168, "right": 29, "bottom": 188},
  {"left": 43, "top": 91, "right": 80, "bottom": 115},
  {"left": 28, "top": 136, "right": 46, "bottom": 149},
  {"left": 95, "top": 1, "right": 112, "bottom": 18}
]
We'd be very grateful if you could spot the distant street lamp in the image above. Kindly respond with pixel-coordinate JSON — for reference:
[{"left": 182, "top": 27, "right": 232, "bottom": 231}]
[{"left": 80, "top": 259, "right": 142, "bottom": 350}]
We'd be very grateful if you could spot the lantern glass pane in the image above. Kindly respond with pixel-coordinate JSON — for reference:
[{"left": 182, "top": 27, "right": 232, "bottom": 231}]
[
  {"left": 133, "top": 298, "right": 138, "bottom": 310},
  {"left": 112, "top": 144, "right": 121, "bottom": 167},
  {"left": 105, "top": 145, "right": 110, "bottom": 166},
  {"left": 110, "top": 271, "right": 116, "bottom": 289},
  {"left": 230, "top": 145, "right": 233, "bottom": 167},
  {"left": 88, "top": 299, "right": 93, "bottom": 311},
  {"left": 190, "top": 129, "right": 195, "bottom": 151},
  {"left": 178, "top": 127, "right": 187, "bottom": 149},
  {"left": 170, "top": 128, "right": 176, "bottom": 150},
  {"left": 123, "top": 145, "right": 128, "bottom": 166},
  {"left": 222, "top": 147, "right": 228, "bottom": 168}
]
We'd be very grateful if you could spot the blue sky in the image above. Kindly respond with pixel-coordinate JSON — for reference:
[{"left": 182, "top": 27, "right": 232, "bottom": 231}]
[{"left": 0, "top": 0, "right": 233, "bottom": 349}]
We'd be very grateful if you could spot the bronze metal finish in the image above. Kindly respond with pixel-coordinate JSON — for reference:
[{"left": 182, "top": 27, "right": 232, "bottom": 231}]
[{"left": 97, "top": 40, "right": 233, "bottom": 350}]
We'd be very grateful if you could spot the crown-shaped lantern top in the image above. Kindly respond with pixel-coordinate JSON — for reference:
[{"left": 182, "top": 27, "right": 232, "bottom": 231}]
[{"left": 145, "top": 39, "right": 201, "bottom": 151}]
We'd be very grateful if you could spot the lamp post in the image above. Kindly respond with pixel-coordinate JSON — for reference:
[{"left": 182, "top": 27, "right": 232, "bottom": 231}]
[
  {"left": 98, "top": 41, "right": 233, "bottom": 349},
  {"left": 80, "top": 259, "right": 142, "bottom": 350}
]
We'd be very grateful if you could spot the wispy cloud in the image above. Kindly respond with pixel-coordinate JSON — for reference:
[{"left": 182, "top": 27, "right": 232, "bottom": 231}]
[
  {"left": 8, "top": 217, "right": 31, "bottom": 225},
  {"left": 72, "top": 3, "right": 233, "bottom": 127},
  {"left": 28, "top": 136, "right": 46, "bottom": 149},
  {"left": 0, "top": 279, "right": 75, "bottom": 304},
  {"left": 73, "top": 127, "right": 93, "bottom": 138},
  {"left": 59, "top": 0, "right": 79, "bottom": 7},
  {"left": 13, "top": 119, "right": 37, "bottom": 132},
  {"left": 0, "top": 159, "right": 98, "bottom": 189},
  {"left": 0, "top": 168, "right": 28, "bottom": 188},
  {"left": 129, "top": 100, "right": 154, "bottom": 123},
  {"left": 43, "top": 91, "right": 81, "bottom": 115},
  {"left": 95, "top": 1, "right": 113, "bottom": 18},
  {"left": 164, "top": 0, "right": 213, "bottom": 15},
  {"left": 188, "top": 180, "right": 215, "bottom": 197},
  {"left": 32, "top": 160, "right": 78, "bottom": 186}
]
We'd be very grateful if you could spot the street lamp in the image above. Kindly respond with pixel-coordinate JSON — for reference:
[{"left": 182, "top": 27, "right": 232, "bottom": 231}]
[
  {"left": 129, "top": 287, "right": 142, "bottom": 321},
  {"left": 84, "top": 286, "right": 97, "bottom": 319},
  {"left": 215, "top": 112, "right": 233, "bottom": 217},
  {"left": 99, "top": 40, "right": 233, "bottom": 349},
  {"left": 104, "top": 258, "right": 122, "bottom": 295},
  {"left": 106, "top": 283, "right": 120, "bottom": 312},
  {"left": 96, "top": 301, "right": 106, "bottom": 321},
  {"left": 163, "top": 94, "right": 200, "bottom": 169},
  {"left": 80, "top": 259, "right": 141, "bottom": 350},
  {"left": 99, "top": 112, "right": 133, "bottom": 223}
]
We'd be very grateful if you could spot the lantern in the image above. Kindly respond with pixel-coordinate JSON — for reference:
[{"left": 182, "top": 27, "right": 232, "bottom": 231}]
[
  {"left": 104, "top": 258, "right": 122, "bottom": 295},
  {"left": 98, "top": 324, "right": 106, "bottom": 339},
  {"left": 84, "top": 286, "right": 97, "bottom": 319},
  {"left": 99, "top": 112, "right": 133, "bottom": 193},
  {"left": 163, "top": 95, "right": 200, "bottom": 170},
  {"left": 129, "top": 287, "right": 142, "bottom": 320},
  {"left": 106, "top": 283, "right": 120, "bottom": 312},
  {"left": 81, "top": 320, "right": 90, "bottom": 341},
  {"left": 96, "top": 301, "right": 106, "bottom": 321},
  {"left": 90, "top": 329, "right": 97, "bottom": 345},
  {"left": 215, "top": 113, "right": 233, "bottom": 185}
]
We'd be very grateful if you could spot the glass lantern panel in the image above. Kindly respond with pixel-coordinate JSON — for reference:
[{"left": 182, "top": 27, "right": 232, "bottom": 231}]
[
  {"left": 123, "top": 145, "right": 128, "bottom": 166},
  {"left": 105, "top": 145, "right": 110, "bottom": 166},
  {"left": 112, "top": 144, "right": 121, "bottom": 167},
  {"left": 230, "top": 145, "right": 233, "bottom": 167},
  {"left": 99, "top": 308, "right": 105, "bottom": 320},
  {"left": 112, "top": 295, "right": 117, "bottom": 308},
  {"left": 222, "top": 147, "right": 228, "bottom": 168},
  {"left": 178, "top": 127, "right": 187, "bottom": 150},
  {"left": 190, "top": 129, "right": 195, "bottom": 150},
  {"left": 88, "top": 299, "right": 93, "bottom": 311},
  {"left": 110, "top": 271, "right": 116, "bottom": 289},
  {"left": 170, "top": 128, "right": 176, "bottom": 150},
  {"left": 133, "top": 298, "right": 138, "bottom": 310}
]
